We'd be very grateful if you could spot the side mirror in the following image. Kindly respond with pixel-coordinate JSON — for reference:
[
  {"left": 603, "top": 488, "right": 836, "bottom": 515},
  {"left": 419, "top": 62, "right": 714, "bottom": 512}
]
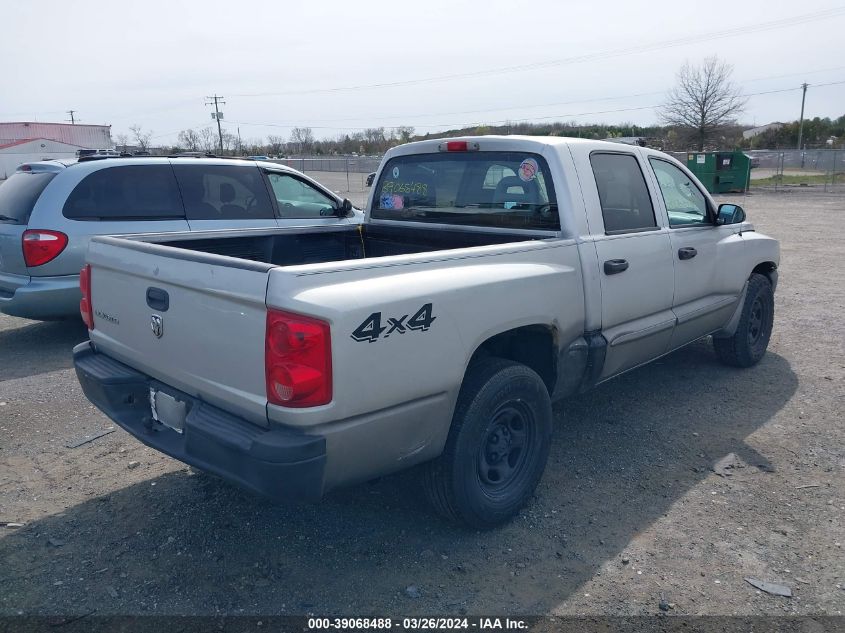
[
  {"left": 337, "top": 198, "right": 354, "bottom": 217},
  {"left": 716, "top": 203, "right": 746, "bottom": 225}
]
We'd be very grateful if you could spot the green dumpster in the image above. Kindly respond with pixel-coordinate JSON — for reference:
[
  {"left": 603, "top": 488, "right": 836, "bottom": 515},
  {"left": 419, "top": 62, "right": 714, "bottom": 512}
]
[{"left": 686, "top": 151, "right": 751, "bottom": 193}]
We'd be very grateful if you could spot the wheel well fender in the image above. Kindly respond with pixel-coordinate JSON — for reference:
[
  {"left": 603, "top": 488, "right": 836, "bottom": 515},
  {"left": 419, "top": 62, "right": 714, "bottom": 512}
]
[
  {"left": 752, "top": 261, "right": 778, "bottom": 290},
  {"left": 466, "top": 325, "right": 558, "bottom": 395}
]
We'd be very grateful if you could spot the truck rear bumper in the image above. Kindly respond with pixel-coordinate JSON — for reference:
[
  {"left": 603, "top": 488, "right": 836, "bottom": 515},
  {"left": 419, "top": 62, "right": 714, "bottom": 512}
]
[{"left": 73, "top": 341, "right": 326, "bottom": 502}]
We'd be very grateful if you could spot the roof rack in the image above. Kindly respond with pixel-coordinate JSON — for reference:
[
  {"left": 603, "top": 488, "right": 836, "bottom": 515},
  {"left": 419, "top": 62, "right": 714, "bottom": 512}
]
[{"left": 76, "top": 153, "right": 256, "bottom": 163}]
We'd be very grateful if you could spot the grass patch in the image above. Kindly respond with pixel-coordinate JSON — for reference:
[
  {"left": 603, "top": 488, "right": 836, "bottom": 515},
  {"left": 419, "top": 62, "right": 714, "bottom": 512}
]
[{"left": 753, "top": 173, "right": 844, "bottom": 186}]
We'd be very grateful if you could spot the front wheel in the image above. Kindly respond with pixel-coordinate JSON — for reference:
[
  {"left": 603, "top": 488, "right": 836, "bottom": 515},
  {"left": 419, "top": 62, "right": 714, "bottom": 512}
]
[
  {"left": 422, "top": 357, "right": 552, "bottom": 529},
  {"left": 713, "top": 273, "right": 774, "bottom": 367}
]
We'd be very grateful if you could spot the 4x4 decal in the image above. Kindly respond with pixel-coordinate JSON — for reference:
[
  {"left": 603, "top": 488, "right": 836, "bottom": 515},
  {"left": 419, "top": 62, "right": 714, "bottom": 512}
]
[{"left": 351, "top": 303, "right": 436, "bottom": 343}]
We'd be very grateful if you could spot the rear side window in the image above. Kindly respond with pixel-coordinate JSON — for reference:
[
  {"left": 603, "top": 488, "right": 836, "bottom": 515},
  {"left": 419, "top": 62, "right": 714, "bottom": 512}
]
[
  {"left": 371, "top": 151, "right": 559, "bottom": 231},
  {"left": 63, "top": 165, "right": 184, "bottom": 221},
  {"left": 0, "top": 172, "right": 57, "bottom": 224},
  {"left": 589, "top": 153, "right": 656, "bottom": 234},
  {"left": 173, "top": 165, "right": 274, "bottom": 220}
]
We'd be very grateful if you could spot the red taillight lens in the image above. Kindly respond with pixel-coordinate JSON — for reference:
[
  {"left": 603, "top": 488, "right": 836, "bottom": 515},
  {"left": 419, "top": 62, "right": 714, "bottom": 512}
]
[
  {"left": 79, "top": 264, "right": 93, "bottom": 330},
  {"left": 22, "top": 229, "right": 68, "bottom": 267},
  {"left": 265, "top": 309, "right": 332, "bottom": 408}
]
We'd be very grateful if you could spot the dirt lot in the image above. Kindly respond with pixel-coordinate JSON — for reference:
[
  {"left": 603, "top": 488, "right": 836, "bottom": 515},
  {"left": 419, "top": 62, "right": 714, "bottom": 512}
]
[{"left": 0, "top": 191, "right": 843, "bottom": 618}]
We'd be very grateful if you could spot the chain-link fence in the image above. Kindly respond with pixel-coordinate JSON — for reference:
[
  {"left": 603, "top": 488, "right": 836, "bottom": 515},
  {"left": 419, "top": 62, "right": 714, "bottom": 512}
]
[
  {"left": 746, "top": 149, "right": 843, "bottom": 193},
  {"left": 669, "top": 149, "right": 844, "bottom": 194},
  {"left": 267, "top": 157, "right": 383, "bottom": 175}
]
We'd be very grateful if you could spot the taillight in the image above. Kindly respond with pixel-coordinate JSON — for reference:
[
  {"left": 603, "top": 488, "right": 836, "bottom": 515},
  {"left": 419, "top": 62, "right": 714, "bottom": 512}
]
[
  {"left": 265, "top": 309, "right": 332, "bottom": 408},
  {"left": 22, "top": 230, "right": 68, "bottom": 267},
  {"left": 79, "top": 264, "right": 93, "bottom": 330}
]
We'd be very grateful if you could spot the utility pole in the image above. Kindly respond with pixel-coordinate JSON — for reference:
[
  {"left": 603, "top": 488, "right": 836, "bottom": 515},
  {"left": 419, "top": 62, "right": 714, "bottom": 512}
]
[
  {"left": 205, "top": 95, "right": 226, "bottom": 155},
  {"left": 66, "top": 110, "right": 76, "bottom": 124},
  {"left": 797, "top": 83, "right": 808, "bottom": 151}
]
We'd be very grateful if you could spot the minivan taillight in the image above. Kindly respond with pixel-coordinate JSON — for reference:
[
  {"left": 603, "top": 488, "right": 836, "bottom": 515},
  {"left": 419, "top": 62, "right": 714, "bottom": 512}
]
[
  {"left": 22, "top": 229, "right": 68, "bottom": 267},
  {"left": 266, "top": 309, "right": 332, "bottom": 408},
  {"left": 79, "top": 264, "right": 93, "bottom": 330}
]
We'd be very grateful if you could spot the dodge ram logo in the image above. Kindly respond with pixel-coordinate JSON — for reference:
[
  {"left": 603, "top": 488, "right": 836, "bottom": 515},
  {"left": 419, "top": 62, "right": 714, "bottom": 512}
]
[{"left": 150, "top": 314, "right": 164, "bottom": 339}]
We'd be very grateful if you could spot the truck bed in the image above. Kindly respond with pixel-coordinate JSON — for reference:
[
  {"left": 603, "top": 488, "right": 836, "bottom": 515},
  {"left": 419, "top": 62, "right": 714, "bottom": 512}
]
[{"left": 129, "top": 224, "right": 547, "bottom": 268}]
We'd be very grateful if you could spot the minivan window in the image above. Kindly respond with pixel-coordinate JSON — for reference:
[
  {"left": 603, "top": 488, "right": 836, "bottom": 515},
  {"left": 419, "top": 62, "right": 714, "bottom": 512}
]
[
  {"left": 173, "top": 165, "right": 274, "bottom": 220},
  {"left": 265, "top": 172, "right": 336, "bottom": 218},
  {"left": 590, "top": 153, "right": 657, "bottom": 234},
  {"left": 63, "top": 165, "right": 184, "bottom": 221},
  {"left": 0, "top": 172, "right": 57, "bottom": 224},
  {"left": 371, "top": 152, "right": 559, "bottom": 231}
]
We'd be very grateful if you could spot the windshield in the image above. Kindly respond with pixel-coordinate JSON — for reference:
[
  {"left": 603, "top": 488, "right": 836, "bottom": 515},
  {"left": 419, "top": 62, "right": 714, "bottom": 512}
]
[
  {"left": 371, "top": 151, "right": 559, "bottom": 231},
  {"left": 0, "top": 171, "right": 57, "bottom": 224}
]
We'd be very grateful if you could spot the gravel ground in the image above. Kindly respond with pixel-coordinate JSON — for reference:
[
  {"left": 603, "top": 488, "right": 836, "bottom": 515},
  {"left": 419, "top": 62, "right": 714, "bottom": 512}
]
[{"left": 0, "top": 191, "right": 843, "bottom": 618}]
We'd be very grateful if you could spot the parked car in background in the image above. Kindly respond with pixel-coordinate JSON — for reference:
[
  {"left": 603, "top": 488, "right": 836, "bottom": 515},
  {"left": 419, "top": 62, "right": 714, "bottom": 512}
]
[
  {"left": 0, "top": 156, "right": 360, "bottom": 320},
  {"left": 76, "top": 149, "right": 121, "bottom": 159}
]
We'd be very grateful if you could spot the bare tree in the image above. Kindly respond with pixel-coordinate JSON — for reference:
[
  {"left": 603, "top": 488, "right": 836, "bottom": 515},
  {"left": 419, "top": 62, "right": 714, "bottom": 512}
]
[
  {"left": 178, "top": 129, "right": 201, "bottom": 152},
  {"left": 266, "top": 135, "right": 286, "bottom": 156},
  {"left": 394, "top": 126, "right": 415, "bottom": 144},
  {"left": 115, "top": 133, "right": 129, "bottom": 153},
  {"left": 221, "top": 132, "right": 238, "bottom": 154},
  {"left": 129, "top": 124, "right": 153, "bottom": 152},
  {"left": 197, "top": 127, "right": 217, "bottom": 153},
  {"left": 660, "top": 57, "right": 746, "bottom": 151},
  {"left": 290, "top": 127, "right": 314, "bottom": 154}
]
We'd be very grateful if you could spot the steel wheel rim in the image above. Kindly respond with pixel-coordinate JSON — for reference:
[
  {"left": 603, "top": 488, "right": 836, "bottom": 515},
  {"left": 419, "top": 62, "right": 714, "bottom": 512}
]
[
  {"left": 477, "top": 401, "right": 535, "bottom": 497},
  {"left": 747, "top": 296, "right": 766, "bottom": 346}
]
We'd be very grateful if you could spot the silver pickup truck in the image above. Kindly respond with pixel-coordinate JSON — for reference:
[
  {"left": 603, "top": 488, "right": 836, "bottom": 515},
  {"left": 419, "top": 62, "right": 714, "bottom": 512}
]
[{"left": 73, "top": 136, "right": 779, "bottom": 528}]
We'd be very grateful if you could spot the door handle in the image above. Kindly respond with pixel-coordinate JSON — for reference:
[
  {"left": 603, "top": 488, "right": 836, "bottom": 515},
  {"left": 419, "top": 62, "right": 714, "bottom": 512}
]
[
  {"left": 678, "top": 247, "right": 698, "bottom": 260},
  {"left": 603, "top": 259, "right": 629, "bottom": 275}
]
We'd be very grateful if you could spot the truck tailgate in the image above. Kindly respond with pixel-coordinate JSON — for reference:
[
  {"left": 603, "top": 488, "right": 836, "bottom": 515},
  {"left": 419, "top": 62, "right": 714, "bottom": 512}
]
[{"left": 86, "top": 237, "right": 272, "bottom": 427}]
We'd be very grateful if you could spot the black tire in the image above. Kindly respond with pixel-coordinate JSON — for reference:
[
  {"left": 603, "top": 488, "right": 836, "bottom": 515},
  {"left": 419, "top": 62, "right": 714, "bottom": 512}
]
[
  {"left": 422, "top": 357, "right": 552, "bottom": 529},
  {"left": 713, "top": 273, "right": 774, "bottom": 368}
]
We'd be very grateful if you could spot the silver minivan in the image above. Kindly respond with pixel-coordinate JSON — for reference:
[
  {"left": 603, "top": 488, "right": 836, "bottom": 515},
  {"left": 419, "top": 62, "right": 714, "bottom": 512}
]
[{"left": 0, "top": 156, "right": 360, "bottom": 320}]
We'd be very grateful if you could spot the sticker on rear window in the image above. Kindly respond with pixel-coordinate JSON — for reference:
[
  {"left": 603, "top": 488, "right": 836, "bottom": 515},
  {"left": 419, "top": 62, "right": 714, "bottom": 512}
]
[
  {"left": 518, "top": 158, "right": 539, "bottom": 182},
  {"left": 379, "top": 193, "right": 404, "bottom": 210},
  {"left": 392, "top": 166, "right": 400, "bottom": 178}
]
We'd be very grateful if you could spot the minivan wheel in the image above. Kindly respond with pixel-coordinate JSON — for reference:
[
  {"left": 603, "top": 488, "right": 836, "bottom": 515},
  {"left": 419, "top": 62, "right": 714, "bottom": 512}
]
[
  {"left": 422, "top": 357, "right": 552, "bottom": 529},
  {"left": 713, "top": 273, "right": 774, "bottom": 368}
]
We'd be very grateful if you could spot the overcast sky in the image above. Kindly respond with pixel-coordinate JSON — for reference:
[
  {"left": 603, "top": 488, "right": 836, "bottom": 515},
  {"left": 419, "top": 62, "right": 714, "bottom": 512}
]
[{"left": 3, "top": 1, "right": 844, "bottom": 145}]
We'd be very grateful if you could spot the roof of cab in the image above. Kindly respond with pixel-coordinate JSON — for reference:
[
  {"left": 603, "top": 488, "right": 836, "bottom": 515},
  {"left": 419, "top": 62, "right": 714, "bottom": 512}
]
[{"left": 386, "top": 134, "right": 647, "bottom": 157}]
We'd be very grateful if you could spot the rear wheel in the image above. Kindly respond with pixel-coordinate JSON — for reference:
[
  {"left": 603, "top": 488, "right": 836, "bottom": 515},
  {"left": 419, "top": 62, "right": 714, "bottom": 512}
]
[
  {"left": 713, "top": 273, "right": 774, "bottom": 367},
  {"left": 422, "top": 357, "right": 552, "bottom": 529}
]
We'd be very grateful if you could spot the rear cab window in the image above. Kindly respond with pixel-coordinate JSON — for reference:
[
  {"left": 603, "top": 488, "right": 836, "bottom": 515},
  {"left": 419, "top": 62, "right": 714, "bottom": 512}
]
[
  {"left": 63, "top": 165, "right": 184, "bottom": 221},
  {"left": 173, "top": 164, "right": 274, "bottom": 220},
  {"left": 371, "top": 151, "right": 559, "bottom": 231},
  {"left": 0, "top": 172, "right": 58, "bottom": 224}
]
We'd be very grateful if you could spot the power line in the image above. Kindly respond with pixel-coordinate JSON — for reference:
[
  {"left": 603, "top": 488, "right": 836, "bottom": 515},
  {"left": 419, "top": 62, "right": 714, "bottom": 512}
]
[
  {"left": 66, "top": 110, "right": 77, "bottom": 124},
  {"left": 229, "top": 7, "right": 845, "bottom": 98},
  {"left": 260, "top": 70, "right": 845, "bottom": 127},
  {"left": 223, "top": 79, "right": 845, "bottom": 134}
]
